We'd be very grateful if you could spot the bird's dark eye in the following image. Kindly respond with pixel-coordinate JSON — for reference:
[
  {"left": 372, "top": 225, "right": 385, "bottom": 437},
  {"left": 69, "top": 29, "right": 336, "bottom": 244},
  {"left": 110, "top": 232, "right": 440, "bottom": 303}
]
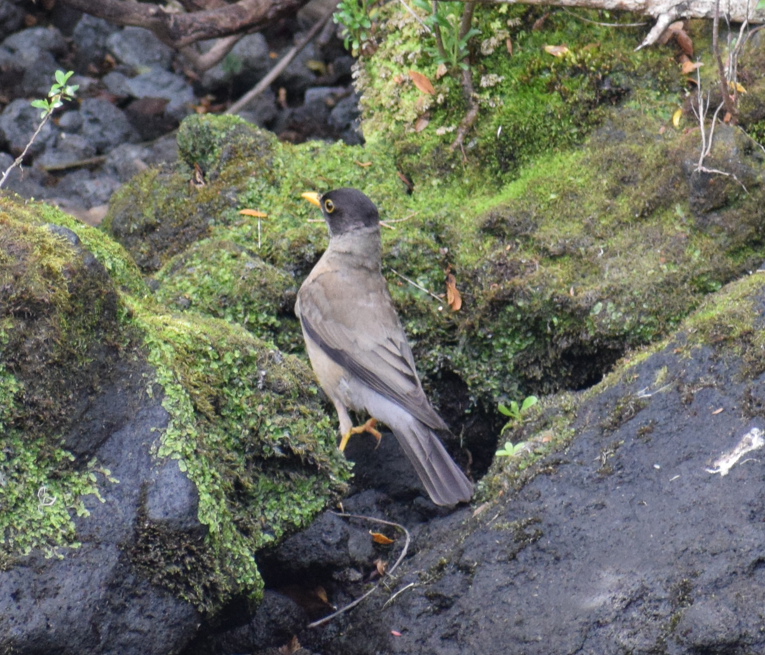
[{"left": 324, "top": 199, "right": 334, "bottom": 213}]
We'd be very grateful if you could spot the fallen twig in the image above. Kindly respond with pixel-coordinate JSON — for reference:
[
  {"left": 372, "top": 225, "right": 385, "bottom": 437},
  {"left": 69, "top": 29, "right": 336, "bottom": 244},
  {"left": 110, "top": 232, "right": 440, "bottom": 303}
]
[
  {"left": 307, "top": 512, "right": 411, "bottom": 628},
  {"left": 387, "top": 266, "right": 444, "bottom": 303},
  {"left": 181, "top": 34, "right": 244, "bottom": 73},
  {"left": 226, "top": 1, "right": 339, "bottom": 115}
]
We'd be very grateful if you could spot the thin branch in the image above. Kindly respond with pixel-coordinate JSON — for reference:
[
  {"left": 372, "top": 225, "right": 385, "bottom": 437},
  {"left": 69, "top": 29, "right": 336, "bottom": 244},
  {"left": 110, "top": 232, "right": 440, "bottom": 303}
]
[
  {"left": 450, "top": 2, "right": 478, "bottom": 152},
  {"left": 0, "top": 115, "right": 52, "bottom": 189},
  {"left": 398, "top": 0, "right": 432, "bottom": 33},
  {"left": 225, "top": 1, "right": 338, "bottom": 115},
  {"left": 387, "top": 267, "right": 444, "bottom": 303},
  {"left": 712, "top": 0, "right": 737, "bottom": 119},
  {"left": 58, "top": 0, "right": 313, "bottom": 49},
  {"left": 180, "top": 33, "right": 244, "bottom": 73},
  {"left": 307, "top": 512, "right": 411, "bottom": 628}
]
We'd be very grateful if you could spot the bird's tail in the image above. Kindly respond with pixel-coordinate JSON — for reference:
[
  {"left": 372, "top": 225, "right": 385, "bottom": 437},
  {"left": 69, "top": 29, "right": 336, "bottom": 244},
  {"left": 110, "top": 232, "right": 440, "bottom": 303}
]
[{"left": 392, "top": 421, "right": 474, "bottom": 506}]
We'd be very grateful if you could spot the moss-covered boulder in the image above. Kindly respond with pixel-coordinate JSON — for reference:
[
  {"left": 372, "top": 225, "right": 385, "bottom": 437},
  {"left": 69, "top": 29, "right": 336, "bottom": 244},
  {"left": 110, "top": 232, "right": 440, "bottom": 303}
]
[
  {"left": 105, "top": 94, "right": 765, "bottom": 475},
  {"left": 0, "top": 195, "right": 350, "bottom": 654}
]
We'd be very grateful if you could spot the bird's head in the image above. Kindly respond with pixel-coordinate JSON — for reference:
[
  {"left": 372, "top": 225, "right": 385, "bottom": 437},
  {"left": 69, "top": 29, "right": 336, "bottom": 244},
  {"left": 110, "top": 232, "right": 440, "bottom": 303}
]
[{"left": 302, "top": 188, "right": 380, "bottom": 237}]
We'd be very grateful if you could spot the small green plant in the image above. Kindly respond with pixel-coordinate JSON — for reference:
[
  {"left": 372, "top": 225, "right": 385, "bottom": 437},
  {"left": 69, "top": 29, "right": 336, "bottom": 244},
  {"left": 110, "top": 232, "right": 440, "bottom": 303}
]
[
  {"left": 413, "top": 0, "right": 481, "bottom": 71},
  {"left": 334, "top": 0, "right": 380, "bottom": 56},
  {"left": 498, "top": 395, "right": 538, "bottom": 431},
  {"left": 495, "top": 440, "right": 528, "bottom": 457},
  {"left": 0, "top": 70, "right": 78, "bottom": 189}
]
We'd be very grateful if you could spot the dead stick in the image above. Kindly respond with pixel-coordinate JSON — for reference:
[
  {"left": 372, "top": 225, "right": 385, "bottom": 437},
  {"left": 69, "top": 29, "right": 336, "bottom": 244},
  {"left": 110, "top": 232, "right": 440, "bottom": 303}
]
[
  {"left": 307, "top": 512, "right": 411, "bottom": 628},
  {"left": 226, "top": 1, "right": 339, "bottom": 115}
]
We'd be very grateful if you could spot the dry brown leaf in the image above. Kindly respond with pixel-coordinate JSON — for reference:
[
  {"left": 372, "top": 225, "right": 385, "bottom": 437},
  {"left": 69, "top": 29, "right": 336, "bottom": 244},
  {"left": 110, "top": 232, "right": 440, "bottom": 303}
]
[
  {"left": 314, "top": 586, "right": 329, "bottom": 603},
  {"left": 712, "top": 407, "right": 724, "bottom": 415},
  {"left": 729, "top": 81, "right": 747, "bottom": 94},
  {"left": 675, "top": 29, "right": 693, "bottom": 56},
  {"left": 445, "top": 273, "right": 462, "bottom": 311},
  {"left": 532, "top": 12, "right": 549, "bottom": 30},
  {"left": 681, "top": 60, "right": 702, "bottom": 74},
  {"left": 190, "top": 162, "right": 205, "bottom": 188},
  {"left": 354, "top": 160, "right": 373, "bottom": 168},
  {"left": 544, "top": 44, "right": 570, "bottom": 57},
  {"left": 391, "top": 630, "right": 403, "bottom": 637},
  {"left": 239, "top": 209, "right": 268, "bottom": 218},
  {"left": 278, "top": 636, "right": 301, "bottom": 655},
  {"left": 370, "top": 531, "right": 395, "bottom": 545},
  {"left": 723, "top": 111, "right": 732, "bottom": 123},
  {"left": 374, "top": 558, "right": 387, "bottom": 576},
  {"left": 414, "top": 114, "right": 430, "bottom": 133},
  {"left": 506, "top": 37, "right": 513, "bottom": 56},
  {"left": 436, "top": 62, "right": 448, "bottom": 79},
  {"left": 408, "top": 70, "right": 435, "bottom": 95},
  {"left": 278, "top": 87, "right": 288, "bottom": 109}
]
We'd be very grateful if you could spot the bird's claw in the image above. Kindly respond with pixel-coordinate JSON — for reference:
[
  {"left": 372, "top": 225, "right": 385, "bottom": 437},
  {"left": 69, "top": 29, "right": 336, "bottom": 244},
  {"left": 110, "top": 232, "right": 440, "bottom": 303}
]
[{"left": 339, "top": 418, "right": 382, "bottom": 451}]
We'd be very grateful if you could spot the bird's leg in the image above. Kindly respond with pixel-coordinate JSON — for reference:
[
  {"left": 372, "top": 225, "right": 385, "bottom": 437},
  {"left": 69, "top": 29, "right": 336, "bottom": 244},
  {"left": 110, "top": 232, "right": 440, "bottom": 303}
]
[{"left": 339, "top": 418, "right": 383, "bottom": 451}]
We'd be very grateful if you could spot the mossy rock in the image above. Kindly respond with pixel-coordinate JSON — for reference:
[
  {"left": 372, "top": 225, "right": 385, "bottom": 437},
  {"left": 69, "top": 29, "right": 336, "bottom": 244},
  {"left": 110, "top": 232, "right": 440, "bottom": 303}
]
[
  {"left": 104, "top": 105, "right": 764, "bottom": 457},
  {"left": 0, "top": 194, "right": 350, "bottom": 613}
]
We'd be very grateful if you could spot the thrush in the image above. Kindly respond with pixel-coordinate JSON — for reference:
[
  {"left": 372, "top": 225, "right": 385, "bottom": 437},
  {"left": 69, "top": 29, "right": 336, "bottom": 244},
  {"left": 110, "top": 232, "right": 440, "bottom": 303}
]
[{"left": 295, "top": 188, "right": 473, "bottom": 506}]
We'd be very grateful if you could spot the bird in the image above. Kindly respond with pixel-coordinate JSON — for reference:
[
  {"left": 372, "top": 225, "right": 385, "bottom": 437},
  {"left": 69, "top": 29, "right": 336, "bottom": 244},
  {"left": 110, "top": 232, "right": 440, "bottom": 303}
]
[{"left": 295, "top": 187, "right": 473, "bottom": 506}]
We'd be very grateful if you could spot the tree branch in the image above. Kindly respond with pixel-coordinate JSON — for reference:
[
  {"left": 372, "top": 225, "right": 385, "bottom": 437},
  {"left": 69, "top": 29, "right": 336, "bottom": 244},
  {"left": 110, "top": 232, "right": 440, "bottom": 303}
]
[{"left": 58, "top": 0, "right": 314, "bottom": 49}]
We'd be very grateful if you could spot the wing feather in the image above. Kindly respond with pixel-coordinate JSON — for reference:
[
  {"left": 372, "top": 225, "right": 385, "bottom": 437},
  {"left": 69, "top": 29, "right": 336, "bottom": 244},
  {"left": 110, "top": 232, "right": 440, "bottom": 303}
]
[{"left": 297, "top": 268, "right": 447, "bottom": 431}]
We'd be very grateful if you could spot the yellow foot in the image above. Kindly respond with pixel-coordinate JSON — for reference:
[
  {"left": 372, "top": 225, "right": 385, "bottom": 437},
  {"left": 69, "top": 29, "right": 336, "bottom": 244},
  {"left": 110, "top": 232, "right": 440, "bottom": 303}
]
[{"left": 339, "top": 418, "right": 383, "bottom": 452}]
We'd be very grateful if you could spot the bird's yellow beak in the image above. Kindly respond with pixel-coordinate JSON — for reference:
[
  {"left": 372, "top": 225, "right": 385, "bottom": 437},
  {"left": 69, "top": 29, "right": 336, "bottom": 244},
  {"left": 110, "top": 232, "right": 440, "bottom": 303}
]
[{"left": 301, "top": 191, "right": 321, "bottom": 207}]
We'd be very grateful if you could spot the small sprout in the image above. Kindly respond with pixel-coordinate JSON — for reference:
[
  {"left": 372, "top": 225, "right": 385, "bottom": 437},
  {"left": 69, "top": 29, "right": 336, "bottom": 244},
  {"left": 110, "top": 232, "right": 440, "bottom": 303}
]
[
  {"left": 1, "top": 70, "right": 78, "bottom": 189},
  {"left": 495, "top": 440, "right": 528, "bottom": 457}
]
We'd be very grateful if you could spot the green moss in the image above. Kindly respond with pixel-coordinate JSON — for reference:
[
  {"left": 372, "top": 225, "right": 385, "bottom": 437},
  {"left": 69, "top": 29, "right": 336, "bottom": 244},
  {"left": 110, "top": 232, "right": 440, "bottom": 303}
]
[
  {"left": 128, "top": 300, "right": 350, "bottom": 609},
  {"left": 0, "top": 203, "right": 128, "bottom": 561},
  {"left": 0, "top": 194, "right": 350, "bottom": 611},
  {"left": 154, "top": 238, "right": 303, "bottom": 353}
]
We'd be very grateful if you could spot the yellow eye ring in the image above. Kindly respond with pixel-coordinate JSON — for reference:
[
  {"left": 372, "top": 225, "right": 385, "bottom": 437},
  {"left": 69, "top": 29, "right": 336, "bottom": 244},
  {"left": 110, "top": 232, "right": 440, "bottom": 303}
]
[{"left": 324, "top": 199, "right": 334, "bottom": 213}]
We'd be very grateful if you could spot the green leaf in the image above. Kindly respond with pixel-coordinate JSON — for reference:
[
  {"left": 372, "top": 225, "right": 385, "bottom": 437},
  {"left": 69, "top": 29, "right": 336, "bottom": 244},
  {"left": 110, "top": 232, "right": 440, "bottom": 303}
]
[
  {"left": 30, "top": 99, "right": 49, "bottom": 109},
  {"left": 521, "top": 396, "right": 538, "bottom": 413},
  {"left": 497, "top": 403, "right": 512, "bottom": 417}
]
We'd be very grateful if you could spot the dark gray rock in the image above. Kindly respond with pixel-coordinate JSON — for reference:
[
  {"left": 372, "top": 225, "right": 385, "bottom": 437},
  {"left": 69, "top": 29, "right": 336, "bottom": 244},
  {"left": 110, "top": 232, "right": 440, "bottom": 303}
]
[
  {"left": 328, "top": 92, "right": 360, "bottom": 132},
  {"left": 72, "top": 15, "right": 121, "bottom": 73},
  {"left": 102, "top": 70, "right": 132, "bottom": 97},
  {"left": 311, "top": 310, "right": 765, "bottom": 655},
  {"left": 0, "top": 98, "right": 57, "bottom": 157},
  {"left": 0, "top": 238, "right": 200, "bottom": 655},
  {"left": 237, "top": 88, "right": 278, "bottom": 128},
  {"left": 0, "top": 27, "right": 67, "bottom": 97},
  {"left": 79, "top": 97, "right": 139, "bottom": 153},
  {"left": 143, "top": 132, "right": 179, "bottom": 165},
  {"left": 106, "top": 26, "right": 174, "bottom": 72},
  {"left": 0, "top": 0, "right": 24, "bottom": 42},
  {"left": 2, "top": 26, "right": 68, "bottom": 58},
  {"left": 200, "top": 32, "right": 270, "bottom": 92},
  {"left": 37, "top": 133, "right": 96, "bottom": 170},
  {"left": 304, "top": 86, "right": 346, "bottom": 105},
  {"left": 123, "top": 68, "right": 196, "bottom": 122},
  {"left": 104, "top": 143, "right": 151, "bottom": 182},
  {"left": 56, "top": 169, "right": 121, "bottom": 208},
  {"left": 146, "top": 460, "right": 203, "bottom": 533},
  {"left": 276, "top": 40, "right": 318, "bottom": 97},
  {"left": 58, "top": 110, "right": 84, "bottom": 133},
  {"left": 18, "top": 49, "right": 62, "bottom": 97}
]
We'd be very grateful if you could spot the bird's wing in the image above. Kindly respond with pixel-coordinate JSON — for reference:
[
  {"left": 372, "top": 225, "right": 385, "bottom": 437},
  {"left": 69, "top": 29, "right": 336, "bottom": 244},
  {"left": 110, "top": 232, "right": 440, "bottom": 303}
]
[{"left": 297, "top": 267, "right": 448, "bottom": 431}]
